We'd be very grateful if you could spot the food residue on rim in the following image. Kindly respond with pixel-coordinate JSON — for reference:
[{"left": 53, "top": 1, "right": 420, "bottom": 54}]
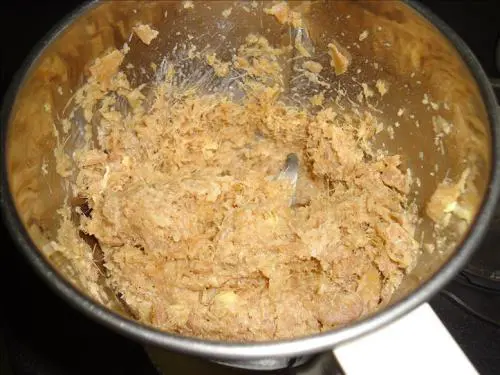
[
  {"left": 309, "top": 92, "right": 324, "bottom": 106},
  {"left": 133, "top": 24, "right": 159, "bottom": 45},
  {"left": 302, "top": 60, "right": 323, "bottom": 74},
  {"left": 426, "top": 169, "right": 471, "bottom": 226},
  {"left": 359, "top": 30, "right": 369, "bottom": 41},
  {"left": 88, "top": 49, "right": 124, "bottom": 89},
  {"left": 206, "top": 52, "right": 231, "bottom": 77},
  {"left": 263, "top": 1, "right": 303, "bottom": 28},
  {"left": 222, "top": 7, "right": 232, "bottom": 18},
  {"left": 182, "top": 1, "right": 194, "bottom": 10},
  {"left": 327, "top": 41, "right": 351, "bottom": 75},
  {"left": 375, "top": 79, "right": 388, "bottom": 96}
]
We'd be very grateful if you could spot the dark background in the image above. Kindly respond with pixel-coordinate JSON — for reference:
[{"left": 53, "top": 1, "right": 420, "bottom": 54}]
[{"left": 1, "top": 1, "right": 500, "bottom": 375}]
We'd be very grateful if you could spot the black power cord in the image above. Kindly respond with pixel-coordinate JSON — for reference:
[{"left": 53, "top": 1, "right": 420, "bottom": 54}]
[{"left": 441, "top": 290, "right": 500, "bottom": 327}]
